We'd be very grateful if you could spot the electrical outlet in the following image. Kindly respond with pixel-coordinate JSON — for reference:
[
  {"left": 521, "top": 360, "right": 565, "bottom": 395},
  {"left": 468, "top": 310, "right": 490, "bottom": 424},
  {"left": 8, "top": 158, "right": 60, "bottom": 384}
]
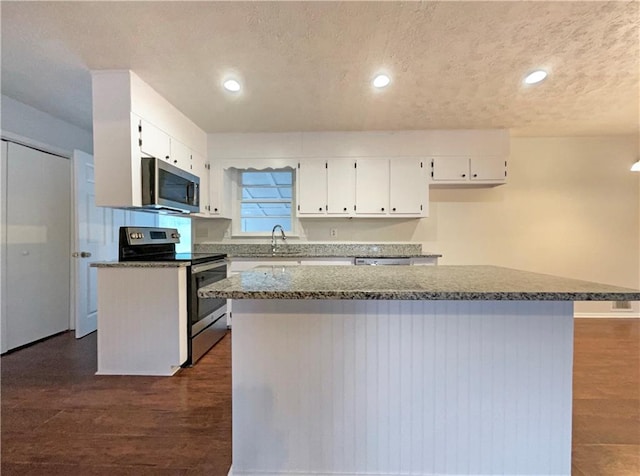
[{"left": 330, "top": 228, "right": 338, "bottom": 238}]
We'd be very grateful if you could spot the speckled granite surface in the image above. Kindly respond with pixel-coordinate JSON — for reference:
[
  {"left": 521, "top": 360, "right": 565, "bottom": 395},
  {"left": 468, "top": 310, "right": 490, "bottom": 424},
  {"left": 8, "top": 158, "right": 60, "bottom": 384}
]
[
  {"left": 198, "top": 265, "right": 640, "bottom": 301},
  {"left": 194, "top": 242, "right": 440, "bottom": 258},
  {"left": 91, "top": 261, "right": 190, "bottom": 268}
]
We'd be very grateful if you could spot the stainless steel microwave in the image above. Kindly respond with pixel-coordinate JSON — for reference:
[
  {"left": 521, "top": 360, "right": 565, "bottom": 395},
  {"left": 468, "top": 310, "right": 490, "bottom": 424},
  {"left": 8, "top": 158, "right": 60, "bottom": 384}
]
[{"left": 141, "top": 157, "right": 200, "bottom": 214}]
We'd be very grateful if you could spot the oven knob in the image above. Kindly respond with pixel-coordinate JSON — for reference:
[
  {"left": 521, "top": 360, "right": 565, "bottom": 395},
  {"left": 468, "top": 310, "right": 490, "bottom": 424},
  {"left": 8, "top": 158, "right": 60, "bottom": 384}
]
[
  {"left": 130, "top": 232, "right": 137, "bottom": 239},
  {"left": 138, "top": 233, "right": 144, "bottom": 239},
  {"left": 172, "top": 233, "right": 180, "bottom": 239}
]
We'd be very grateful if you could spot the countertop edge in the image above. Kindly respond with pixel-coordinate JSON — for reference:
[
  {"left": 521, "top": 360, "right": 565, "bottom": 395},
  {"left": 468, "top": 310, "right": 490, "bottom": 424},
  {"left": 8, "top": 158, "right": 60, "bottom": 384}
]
[{"left": 91, "top": 261, "right": 191, "bottom": 268}]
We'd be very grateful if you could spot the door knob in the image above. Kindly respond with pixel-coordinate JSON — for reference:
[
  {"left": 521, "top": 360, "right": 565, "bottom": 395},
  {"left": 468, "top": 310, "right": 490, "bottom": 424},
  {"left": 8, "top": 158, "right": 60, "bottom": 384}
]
[{"left": 80, "top": 251, "right": 92, "bottom": 258}]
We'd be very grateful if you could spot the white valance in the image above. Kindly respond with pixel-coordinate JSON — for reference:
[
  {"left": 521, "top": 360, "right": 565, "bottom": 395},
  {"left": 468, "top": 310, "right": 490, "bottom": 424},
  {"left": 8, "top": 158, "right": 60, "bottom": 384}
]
[{"left": 220, "top": 158, "right": 298, "bottom": 171}]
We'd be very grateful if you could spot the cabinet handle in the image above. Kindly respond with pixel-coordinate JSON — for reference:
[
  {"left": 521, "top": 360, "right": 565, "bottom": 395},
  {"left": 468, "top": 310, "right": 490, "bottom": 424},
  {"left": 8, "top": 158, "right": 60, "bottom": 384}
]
[
  {"left": 473, "top": 173, "right": 477, "bottom": 178},
  {"left": 461, "top": 174, "right": 466, "bottom": 178},
  {"left": 165, "top": 155, "right": 170, "bottom": 160},
  {"left": 214, "top": 208, "right": 218, "bottom": 212},
  {"left": 392, "top": 207, "right": 396, "bottom": 212},
  {"left": 319, "top": 207, "right": 323, "bottom": 211},
  {"left": 381, "top": 207, "right": 385, "bottom": 212},
  {"left": 173, "top": 160, "right": 178, "bottom": 164},
  {"left": 343, "top": 207, "right": 347, "bottom": 211}
]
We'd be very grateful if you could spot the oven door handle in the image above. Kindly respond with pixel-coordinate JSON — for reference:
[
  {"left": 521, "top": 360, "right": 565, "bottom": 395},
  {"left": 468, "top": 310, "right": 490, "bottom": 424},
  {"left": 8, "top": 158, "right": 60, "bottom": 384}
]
[{"left": 191, "top": 261, "right": 227, "bottom": 274}]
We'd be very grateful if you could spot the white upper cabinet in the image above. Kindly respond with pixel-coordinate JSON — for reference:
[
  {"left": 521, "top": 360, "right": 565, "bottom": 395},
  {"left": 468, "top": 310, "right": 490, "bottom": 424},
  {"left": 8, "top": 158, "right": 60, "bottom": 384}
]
[
  {"left": 430, "top": 157, "right": 507, "bottom": 186},
  {"left": 297, "top": 159, "right": 328, "bottom": 215},
  {"left": 92, "top": 70, "right": 207, "bottom": 209},
  {"left": 294, "top": 157, "right": 428, "bottom": 218},
  {"left": 355, "top": 158, "right": 389, "bottom": 215},
  {"left": 327, "top": 159, "right": 355, "bottom": 215},
  {"left": 138, "top": 117, "right": 171, "bottom": 162},
  {"left": 389, "top": 158, "right": 427, "bottom": 215},
  {"left": 169, "top": 138, "right": 193, "bottom": 171},
  {"left": 208, "top": 163, "right": 232, "bottom": 218},
  {"left": 431, "top": 156, "right": 469, "bottom": 181},
  {"left": 470, "top": 157, "right": 507, "bottom": 181}
]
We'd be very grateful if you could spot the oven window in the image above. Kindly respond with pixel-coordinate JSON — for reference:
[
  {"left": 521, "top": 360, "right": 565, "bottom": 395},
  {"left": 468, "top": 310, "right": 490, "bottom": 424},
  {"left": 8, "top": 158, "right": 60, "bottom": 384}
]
[{"left": 193, "top": 266, "right": 226, "bottom": 323}]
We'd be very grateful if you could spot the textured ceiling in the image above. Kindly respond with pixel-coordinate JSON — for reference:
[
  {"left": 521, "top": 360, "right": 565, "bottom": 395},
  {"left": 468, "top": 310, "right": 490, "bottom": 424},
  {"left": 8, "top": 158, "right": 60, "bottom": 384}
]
[{"left": 1, "top": 1, "right": 638, "bottom": 136}]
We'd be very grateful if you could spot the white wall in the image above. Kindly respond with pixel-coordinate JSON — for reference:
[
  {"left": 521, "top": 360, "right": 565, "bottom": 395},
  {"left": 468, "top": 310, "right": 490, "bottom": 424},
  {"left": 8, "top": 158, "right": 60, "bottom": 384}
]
[
  {"left": 196, "top": 131, "right": 640, "bottom": 316},
  {"left": 1, "top": 95, "right": 93, "bottom": 155}
]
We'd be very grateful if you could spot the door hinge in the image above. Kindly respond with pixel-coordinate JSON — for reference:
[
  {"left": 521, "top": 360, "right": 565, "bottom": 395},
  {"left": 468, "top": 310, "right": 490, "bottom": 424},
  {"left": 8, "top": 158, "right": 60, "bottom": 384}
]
[
  {"left": 505, "top": 170, "right": 507, "bottom": 177},
  {"left": 420, "top": 161, "right": 423, "bottom": 168},
  {"left": 326, "top": 204, "right": 328, "bottom": 210},
  {"left": 138, "top": 124, "right": 142, "bottom": 133},
  {"left": 138, "top": 139, "right": 142, "bottom": 147},
  {"left": 431, "top": 171, "right": 434, "bottom": 178},
  {"left": 420, "top": 204, "right": 423, "bottom": 211},
  {"left": 297, "top": 162, "right": 300, "bottom": 169},
  {"left": 354, "top": 162, "right": 357, "bottom": 169},
  {"left": 205, "top": 163, "right": 210, "bottom": 170},
  {"left": 325, "top": 162, "right": 328, "bottom": 169},
  {"left": 354, "top": 205, "right": 357, "bottom": 211},
  {"left": 297, "top": 205, "right": 300, "bottom": 211}
]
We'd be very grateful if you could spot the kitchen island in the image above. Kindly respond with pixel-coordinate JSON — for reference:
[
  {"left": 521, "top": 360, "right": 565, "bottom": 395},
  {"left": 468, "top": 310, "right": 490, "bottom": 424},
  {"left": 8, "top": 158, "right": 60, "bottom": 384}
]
[{"left": 199, "top": 265, "right": 640, "bottom": 476}]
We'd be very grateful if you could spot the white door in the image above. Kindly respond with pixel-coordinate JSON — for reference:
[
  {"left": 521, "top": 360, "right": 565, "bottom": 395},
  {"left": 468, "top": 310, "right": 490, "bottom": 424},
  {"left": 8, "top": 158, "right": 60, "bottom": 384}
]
[
  {"left": 5, "top": 142, "right": 70, "bottom": 350},
  {"left": 297, "top": 159, "right": 327, "bottom": 215},
  {"left": 73, "top": 150, "right": 116, "bottom": 338},
  {"left": 470, "top": 157, "right": 507, "bottom": 181},
  {"left": 355, "top": 158, "right": 389, "bottom": 215},
  {"left": 390, "top": 158, "right": 426, "bottom": 215},
  {"left": 327, "top": 159, "right": 355, "bottom": 215},
  {"left": 431, "top": 157, "right": 470, "bottom": 181}
]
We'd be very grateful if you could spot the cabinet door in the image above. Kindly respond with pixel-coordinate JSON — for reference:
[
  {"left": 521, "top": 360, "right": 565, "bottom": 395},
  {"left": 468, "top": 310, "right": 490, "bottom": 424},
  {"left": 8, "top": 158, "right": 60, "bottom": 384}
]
[
  {"left": 139, "top": 118, "right": 171, "bottom": 161},
  {"left": 170, "top": 138, "right": 192, "bottom": 171},
  {"left": 390, "top": 158, "right": 426, "bottom": 215},
  {"left": 297, "top": 159, "right": 327, "bottom": 215},
  {"left": 470, "top": 157, "right": 507, "bottom": 181},
  {"left": 327, "top": 159, "right": 355, "bottom": 215},
  {"left": 355, "top": 158, "right": 389, "bottom": 214},
  {"left": 431, "top": 157, "right": 469, "bottom": 181},
  {"left": 191, "top": 153, "right": 210, "bottom": 217}
]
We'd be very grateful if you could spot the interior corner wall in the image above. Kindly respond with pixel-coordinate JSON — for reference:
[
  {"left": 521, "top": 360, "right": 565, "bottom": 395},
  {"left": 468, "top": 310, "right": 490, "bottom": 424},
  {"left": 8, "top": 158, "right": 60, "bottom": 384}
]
[{"left": 1, "top": 95, "right": 93, "bottom": 155}]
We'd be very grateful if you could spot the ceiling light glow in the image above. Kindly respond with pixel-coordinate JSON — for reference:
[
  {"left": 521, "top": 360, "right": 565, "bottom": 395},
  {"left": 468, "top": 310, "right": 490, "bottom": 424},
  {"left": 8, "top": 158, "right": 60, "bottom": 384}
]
[
  {"left": 631, "top": 160, "right": 640, "bottom": 172},
  {"left": 524, "top": 70, "right": 548, "bottom": 85},
  {"left": 373, "top": 74, "right": 391, "bottom": 88},
  {"left": 223, "top": 79, "right": 241, "bottom": 92}
]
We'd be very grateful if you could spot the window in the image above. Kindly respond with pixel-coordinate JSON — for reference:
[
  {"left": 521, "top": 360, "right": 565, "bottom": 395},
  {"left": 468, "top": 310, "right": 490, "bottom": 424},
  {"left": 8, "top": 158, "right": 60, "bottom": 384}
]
[{"left": 239, "top": 170, "right": 293, "bottom": 233}]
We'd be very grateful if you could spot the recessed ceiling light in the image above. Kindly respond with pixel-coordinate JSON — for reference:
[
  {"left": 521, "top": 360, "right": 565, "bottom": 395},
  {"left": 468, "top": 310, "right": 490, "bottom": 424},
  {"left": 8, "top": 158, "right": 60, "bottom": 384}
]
[
  {"left": 373, "top": 74, "right": 391, "bottom": 88},
  {"left": 524, "top": 70, "right": 548, "bottom": 85},
  {"left": 223, "top": 79, "right": 241, "bottom": 92}
]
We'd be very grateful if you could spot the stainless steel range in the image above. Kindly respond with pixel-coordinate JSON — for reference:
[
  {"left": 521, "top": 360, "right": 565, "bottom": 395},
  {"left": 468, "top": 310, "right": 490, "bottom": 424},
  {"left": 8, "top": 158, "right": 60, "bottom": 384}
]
[{"left": 118, "top": 226, "right": 227, "bottom": 365}]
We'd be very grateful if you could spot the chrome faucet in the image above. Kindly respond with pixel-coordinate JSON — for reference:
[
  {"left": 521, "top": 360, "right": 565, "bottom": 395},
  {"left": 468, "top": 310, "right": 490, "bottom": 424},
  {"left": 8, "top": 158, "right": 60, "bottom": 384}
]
[{"left": 271, "top": 224, "right": 287, "bottom": 253}]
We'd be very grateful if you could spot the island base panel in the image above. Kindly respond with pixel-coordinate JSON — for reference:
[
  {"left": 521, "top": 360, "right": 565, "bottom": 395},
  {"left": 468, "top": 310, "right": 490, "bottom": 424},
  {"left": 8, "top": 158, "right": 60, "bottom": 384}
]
[{"left": 232, "top": 299, "right": 573, "bottom": 476}]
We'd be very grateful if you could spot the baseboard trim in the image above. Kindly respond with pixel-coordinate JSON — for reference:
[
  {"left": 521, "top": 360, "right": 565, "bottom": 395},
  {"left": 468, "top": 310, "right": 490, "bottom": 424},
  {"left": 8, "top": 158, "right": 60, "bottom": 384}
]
[{"left": 574, "top": 312, "right": 640, "bottom": 319}]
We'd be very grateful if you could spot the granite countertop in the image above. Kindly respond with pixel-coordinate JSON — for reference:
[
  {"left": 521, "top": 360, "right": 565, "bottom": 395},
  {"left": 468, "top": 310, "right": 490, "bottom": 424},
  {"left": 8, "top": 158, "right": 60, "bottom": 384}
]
[
  {"left": 194, "top": 242, "right": 441, "bottom": 259},
  {"left": 198, "top": 265, "right": 640, "bottom": 301},
  {"left": 91, "top": 261, "right": 190, "bottom": 268}
]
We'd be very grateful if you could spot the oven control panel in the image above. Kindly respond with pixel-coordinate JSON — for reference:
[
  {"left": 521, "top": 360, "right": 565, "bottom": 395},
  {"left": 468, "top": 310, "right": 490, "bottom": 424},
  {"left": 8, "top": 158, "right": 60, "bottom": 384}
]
[{"left": 122, "top": 227, "right": 181, "bottom": 245}]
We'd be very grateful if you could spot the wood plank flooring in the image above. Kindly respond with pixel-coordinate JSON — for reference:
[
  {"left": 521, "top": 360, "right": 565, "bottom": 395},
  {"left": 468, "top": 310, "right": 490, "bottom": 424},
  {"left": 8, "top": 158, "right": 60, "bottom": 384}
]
[{"left": 2, "top": 318, "right": 638, "bottom": 475}]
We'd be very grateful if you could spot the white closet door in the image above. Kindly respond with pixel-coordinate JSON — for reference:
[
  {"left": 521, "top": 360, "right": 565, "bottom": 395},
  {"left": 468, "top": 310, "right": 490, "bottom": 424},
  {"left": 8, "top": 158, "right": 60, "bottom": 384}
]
[
  {"left": 1, "top": 141, "right": 8, "bottom": 353},
  {"left": 6, "top": 142, "right": 70, "bottom": 350}
]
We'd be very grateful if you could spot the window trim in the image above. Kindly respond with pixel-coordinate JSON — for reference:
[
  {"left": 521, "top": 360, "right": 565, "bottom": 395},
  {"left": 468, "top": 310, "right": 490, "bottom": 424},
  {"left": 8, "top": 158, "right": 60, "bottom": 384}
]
[{"left": 231, "top": 168, "right": 299, "bottom": 238}]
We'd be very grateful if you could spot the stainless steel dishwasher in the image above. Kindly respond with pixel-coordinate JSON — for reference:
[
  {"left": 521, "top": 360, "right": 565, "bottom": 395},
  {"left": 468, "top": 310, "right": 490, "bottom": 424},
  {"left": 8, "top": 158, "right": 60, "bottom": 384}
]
[{"left": 354, "top": 257, "right": 412, "bottom": 266}]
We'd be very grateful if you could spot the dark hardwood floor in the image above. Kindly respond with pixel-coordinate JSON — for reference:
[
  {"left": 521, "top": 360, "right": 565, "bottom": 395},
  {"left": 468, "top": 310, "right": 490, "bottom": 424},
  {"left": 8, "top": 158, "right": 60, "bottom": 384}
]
[{"left": 1, "top": 319, "right": 638, "bottom": 475}]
